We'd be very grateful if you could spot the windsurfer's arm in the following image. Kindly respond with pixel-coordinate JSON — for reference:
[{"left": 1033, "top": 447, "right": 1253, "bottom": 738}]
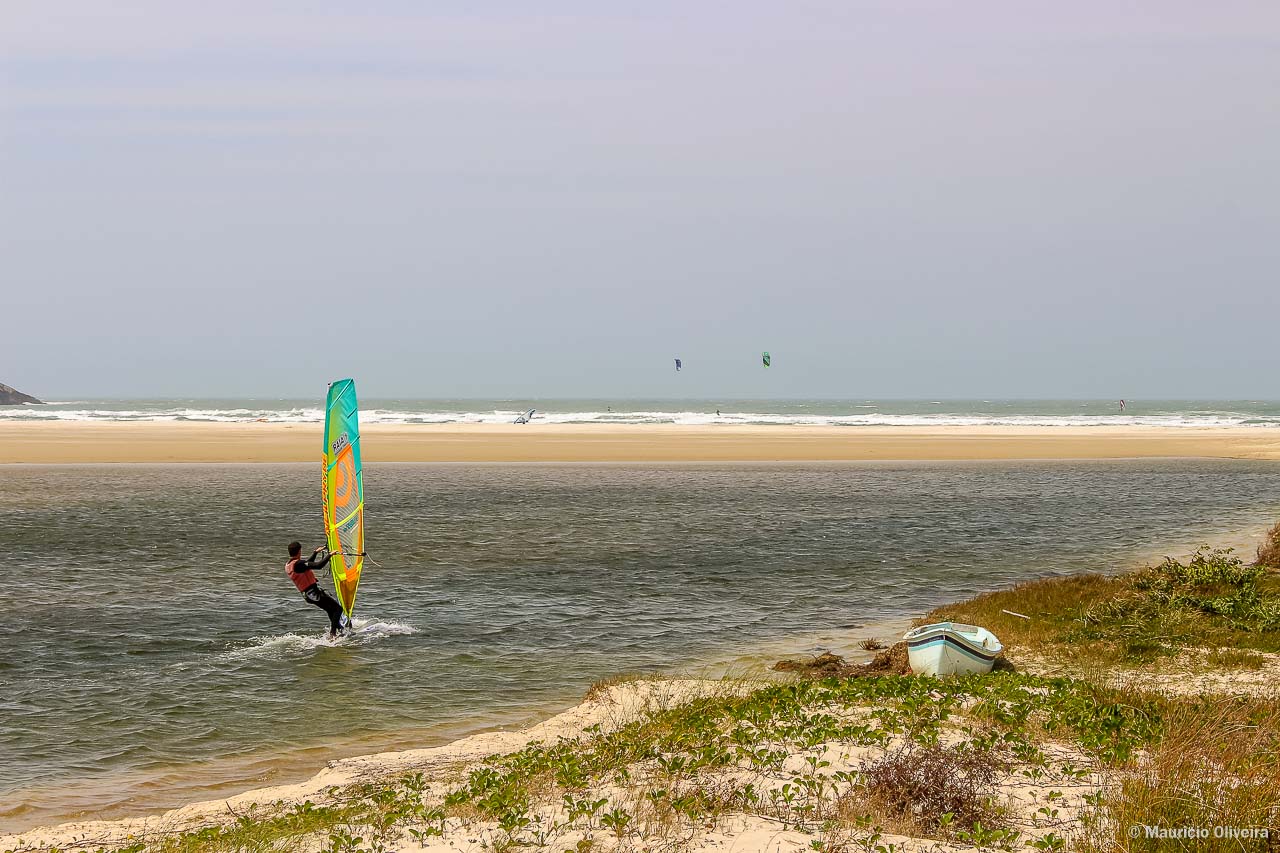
[{"left": 305, "top": 551, "right": 331, "bottom": 570}]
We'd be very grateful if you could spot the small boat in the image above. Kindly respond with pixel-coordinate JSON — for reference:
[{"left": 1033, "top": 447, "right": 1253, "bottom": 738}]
[{"left": 903, "top": 622, "right": 1003, "bottom": 676}]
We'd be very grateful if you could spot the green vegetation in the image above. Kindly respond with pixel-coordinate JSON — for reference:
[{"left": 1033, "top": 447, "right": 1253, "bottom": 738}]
[
  {"left": 433, "top": 674, "right": 1155, "bottom": 850},
  {"left": 929, "top": 546, "right": 1280, "bottom": 665}
]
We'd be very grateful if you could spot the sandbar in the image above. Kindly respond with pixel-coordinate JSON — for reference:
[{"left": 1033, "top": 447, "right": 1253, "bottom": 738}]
[{"left": 1, "top": 422, "right": 1279, "bottom": 464}]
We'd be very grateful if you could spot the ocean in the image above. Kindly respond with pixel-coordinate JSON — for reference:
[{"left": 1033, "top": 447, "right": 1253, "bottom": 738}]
[
  {"left": 4, "top": 457, "right": 1279, "bottom": 831},
  {"left": 3, "top": 398, "right": 1279, "bottom": 427}
]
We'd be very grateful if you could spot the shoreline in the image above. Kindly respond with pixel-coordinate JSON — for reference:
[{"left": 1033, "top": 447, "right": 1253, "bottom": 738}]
[
  {"left": 0, "top": 614, "right": 918, "bottom": 837},
  {"left": 5, "top": 525, "right": 1274, "bottom": 850},
  {"left": 3, "top": 421, "right": 1280, "bottom": 463}
]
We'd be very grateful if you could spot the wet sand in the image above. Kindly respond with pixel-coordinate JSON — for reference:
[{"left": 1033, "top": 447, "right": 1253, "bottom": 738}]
[{"left": 1, "top": 421, "right": 1279, "bottom": 463}]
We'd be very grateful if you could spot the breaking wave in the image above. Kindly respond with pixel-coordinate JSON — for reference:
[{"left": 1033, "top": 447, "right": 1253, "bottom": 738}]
[{"left": 3, "top": 400, "right": 1277, "bottom": 428}]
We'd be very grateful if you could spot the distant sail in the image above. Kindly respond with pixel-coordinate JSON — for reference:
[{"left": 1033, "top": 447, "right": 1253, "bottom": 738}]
[
  {"left": 674, "top": 358, "right": 682, "bottom": 371},
  {"left": 1119, "top": 399, "right": 1126, "bottom": 411},
  {"left": 323, "top": 379, "right": 365, "bottom": 618},
  {"left": 762, "top": 351, "right": 771, "bottom": 368},
  {"left": 515, "top": 409, "right": 536, "bottom": 424}
]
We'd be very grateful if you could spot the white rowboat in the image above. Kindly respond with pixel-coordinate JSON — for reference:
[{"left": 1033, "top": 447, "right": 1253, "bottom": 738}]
[{"left": 903, "top": 622, "right": 1003, "bottom": 676}]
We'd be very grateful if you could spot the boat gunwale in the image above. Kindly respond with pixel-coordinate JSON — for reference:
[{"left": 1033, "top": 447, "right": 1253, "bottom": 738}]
[{"left": 903, "top": 621, "right": 1004, "bottom": 658}]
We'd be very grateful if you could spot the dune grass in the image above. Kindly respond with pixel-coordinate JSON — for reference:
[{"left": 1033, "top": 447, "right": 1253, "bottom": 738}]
[{"left": 1078, "top": 694, "right": 1280, "bottom": 852}]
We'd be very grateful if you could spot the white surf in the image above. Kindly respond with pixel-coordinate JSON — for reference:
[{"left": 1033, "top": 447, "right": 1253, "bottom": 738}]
[{"left": 228, "top": 619, "right": 416, "bottom": 660}]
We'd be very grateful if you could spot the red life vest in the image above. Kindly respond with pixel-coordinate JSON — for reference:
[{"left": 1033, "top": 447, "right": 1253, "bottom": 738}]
[{"left": 286, "top": 557, "right": 318, "bottom": 592}]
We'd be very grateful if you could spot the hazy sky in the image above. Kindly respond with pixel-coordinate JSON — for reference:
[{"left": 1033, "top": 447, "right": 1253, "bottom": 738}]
[{"left": 2, "top": 2, "right": 1277, "bottom": 398}]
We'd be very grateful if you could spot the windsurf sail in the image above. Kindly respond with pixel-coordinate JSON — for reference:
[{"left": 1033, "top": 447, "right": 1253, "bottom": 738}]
[
  {"left": 762, "top": 351, "right": 771, "bottom": 368},
  {"left": 323, "top": 379, "right": 365, "bottom": 618},
  {"left": 674, "top": 358, "right": 682, "bottom": 371},
  {"left": 515, "top": 409, "right": 536, "bottom": 424}
]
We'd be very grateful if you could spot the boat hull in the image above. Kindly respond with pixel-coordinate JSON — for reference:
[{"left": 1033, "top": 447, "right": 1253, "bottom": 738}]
[{"left": 904, "top": 623, "right": 1002, "bottom": 677}]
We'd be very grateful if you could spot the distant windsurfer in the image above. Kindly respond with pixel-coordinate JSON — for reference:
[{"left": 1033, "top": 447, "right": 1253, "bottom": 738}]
[{"left": 285, "top": 541, "right": 348, "bottom": 639}]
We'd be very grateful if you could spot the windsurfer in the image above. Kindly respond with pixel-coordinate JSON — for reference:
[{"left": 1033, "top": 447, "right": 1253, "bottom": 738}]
[{"left": 285, "top": 541, "right": 348, "bottom": 638}]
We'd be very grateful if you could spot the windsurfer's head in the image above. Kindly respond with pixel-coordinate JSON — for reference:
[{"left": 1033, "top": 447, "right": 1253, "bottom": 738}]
[{"left": 288, "top": 541, "right": 302, "bottom": 558}]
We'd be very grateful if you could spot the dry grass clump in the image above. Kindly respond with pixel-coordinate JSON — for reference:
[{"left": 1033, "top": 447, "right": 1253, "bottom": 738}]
[
  {"left": 856, "top": 743, "right": 1010, "bottom": 836},
  {"left": 773, "top": 651, "right": 851, "bottom": 677},
  {"left": 1203, "top": 647, "right": 1267, "bottom": 670},
  {"left": 773, "top": 644, "right": 912, "bottom": 678},
  {"left": 1257, "top": 520, "right": 1280, "bottom": 569},
  {"left": 857, "top": 637, "right": 886, "bottom": 651},
  {"left": 583, "top": 672, "right": 651, "bottom": 703}
]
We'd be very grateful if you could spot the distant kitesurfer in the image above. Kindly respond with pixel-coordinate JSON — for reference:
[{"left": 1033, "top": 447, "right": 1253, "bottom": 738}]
[{"left": 285, "top": 541, "right": 348, "bottom": 639}]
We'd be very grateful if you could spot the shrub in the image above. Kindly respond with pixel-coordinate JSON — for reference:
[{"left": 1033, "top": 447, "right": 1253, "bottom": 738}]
[
  {"left": 1256, "top": 521, "right": 1280, "bottom": 569},
  {"left": 858, "top": 742, "right": 1008, "bottom": 834},
  {"left": 1083, "top": 547, "right": 1280, "bottom": 643}
]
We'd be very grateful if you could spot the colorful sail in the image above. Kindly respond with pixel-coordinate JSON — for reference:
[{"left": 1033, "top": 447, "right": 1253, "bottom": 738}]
[
  {"left": 323, "top": 379, "right": 365, "bottom": 618},
  {"left": 762, "top": 351, "right": 771, "bottom": 368}
]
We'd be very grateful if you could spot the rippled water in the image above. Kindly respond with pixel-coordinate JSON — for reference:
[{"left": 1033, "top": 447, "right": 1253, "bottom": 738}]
[{"left": 4, "top": 460, "right": 1279, "bottom": 831}]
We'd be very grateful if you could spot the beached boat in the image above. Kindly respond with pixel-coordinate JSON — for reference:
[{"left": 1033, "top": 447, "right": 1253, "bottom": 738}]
[{"left": 903, "top": 622, "right": 1003, "bottom": 676}]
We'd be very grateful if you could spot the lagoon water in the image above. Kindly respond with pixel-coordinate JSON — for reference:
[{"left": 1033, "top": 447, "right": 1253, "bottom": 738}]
[{"left": 5, "top": 460, "right": 1279, "bottom": 830}]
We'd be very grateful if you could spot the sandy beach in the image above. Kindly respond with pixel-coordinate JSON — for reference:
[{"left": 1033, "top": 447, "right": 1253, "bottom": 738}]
[{"left": 2, "top": 422, "right": 1279, "bottom": 464}]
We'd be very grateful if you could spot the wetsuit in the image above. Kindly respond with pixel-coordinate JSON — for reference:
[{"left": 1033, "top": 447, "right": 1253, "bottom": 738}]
[{"left": 286, "top": 551, "right": 346, "bottom": 635}]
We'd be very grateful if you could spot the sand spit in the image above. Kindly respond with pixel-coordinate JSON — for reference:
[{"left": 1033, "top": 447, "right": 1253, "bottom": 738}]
[{"left": 3, "top": 421, "right": 1280, "bottom": 463}]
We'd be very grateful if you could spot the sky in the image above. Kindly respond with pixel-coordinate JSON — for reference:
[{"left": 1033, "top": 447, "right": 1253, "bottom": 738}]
[{"left": 2, "top": 1, "right": 1277, "bottom": 399}]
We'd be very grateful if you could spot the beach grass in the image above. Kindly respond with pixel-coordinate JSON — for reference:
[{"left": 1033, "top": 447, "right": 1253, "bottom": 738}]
[{"left": 1078, "top": 695, "right": 1280, "bottom": 853}]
